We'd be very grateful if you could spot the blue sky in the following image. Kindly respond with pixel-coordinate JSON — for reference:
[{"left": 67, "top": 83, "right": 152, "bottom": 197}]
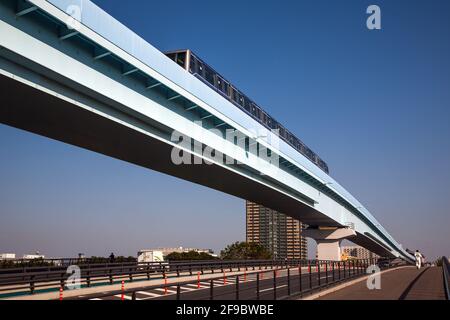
[{"left": 1, "top": 0, "right": 449, "bottom": 260}]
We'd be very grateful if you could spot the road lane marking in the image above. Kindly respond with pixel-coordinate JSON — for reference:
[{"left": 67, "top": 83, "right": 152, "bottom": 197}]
[
  {"left": 137, "top": 291, "right": 160, "bottom": 297},
  {"left": 180, "top": 286, "right": 196, "bottom": 292},
  {"left": 153, "top": 288, "right": 176, "bottom": 294},
  {"left": 259, "top": 285, "right": 287, "bottom": 293},
  {"left": 114, "top": 294, "right": 138, "bottom": 300}
]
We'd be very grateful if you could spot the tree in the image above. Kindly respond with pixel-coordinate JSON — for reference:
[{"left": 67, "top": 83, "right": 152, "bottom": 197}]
[
  {"left": 165, "top": 251, "right": 217, "bottom": 261},
  {"left": 220, "top": 242, "right": 272, "bottom": 260}
]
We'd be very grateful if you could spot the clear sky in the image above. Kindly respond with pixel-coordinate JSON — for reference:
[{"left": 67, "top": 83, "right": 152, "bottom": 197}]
[{"left": 1, "top": 0, "right": 449, "bottom": 261}]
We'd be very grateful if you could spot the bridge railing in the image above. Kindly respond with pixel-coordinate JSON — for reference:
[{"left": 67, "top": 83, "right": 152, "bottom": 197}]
[
  {"left": 0, "top": 259, "right": 305, "bottom": 296},
  {"left": 63, "top": 258, "right": 394, "bottom": 301},
  {"left": 0, "top": 258, "right": 389, "bottom": 298},
  {"left": 442, "top": 256, "right": 450, "bottom": 300},
  {"left": 0, "top": 258, "right": 301, "bottom": 276}
]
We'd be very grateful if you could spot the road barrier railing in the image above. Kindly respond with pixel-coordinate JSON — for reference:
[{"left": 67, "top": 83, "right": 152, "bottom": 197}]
[
  {"left": 442, "top": 256, "right": 450, "bottom": 300},
  {"left": 61, "top": 258, "right": 393, "bottom": 301},
  {"left": 0, "top": 259, "right": 317, "bottom": 296}
]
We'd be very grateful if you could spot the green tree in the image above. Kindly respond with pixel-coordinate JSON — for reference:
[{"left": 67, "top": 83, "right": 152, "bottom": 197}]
[
  {"left": 220, "top": 242, "right": 272, "bottom": 260},
  {"left": 165, "top": 251, "right": 217, "bottom": 261}
]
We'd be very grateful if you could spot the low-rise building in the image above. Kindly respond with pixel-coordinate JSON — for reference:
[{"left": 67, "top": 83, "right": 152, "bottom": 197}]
[
  {"left": 23, "top": 252, "right": 45, "bottom": 260},
  {"left": 0, "top": 253, "right": 16, "bottom": 260}
]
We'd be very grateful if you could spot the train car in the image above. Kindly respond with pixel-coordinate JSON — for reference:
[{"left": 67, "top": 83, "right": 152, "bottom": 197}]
[{"left": 165, "top": 49, "right": 329, "bottom": 174}]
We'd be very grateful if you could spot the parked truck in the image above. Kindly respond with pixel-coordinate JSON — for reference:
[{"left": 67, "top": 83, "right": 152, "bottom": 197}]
[{"left": 137, "top": 250, "right": 164, "bottom": 263}]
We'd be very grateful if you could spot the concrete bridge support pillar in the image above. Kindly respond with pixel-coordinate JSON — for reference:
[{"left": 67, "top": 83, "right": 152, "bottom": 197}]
[{"left": 303, "top": 227, "right": 357, "bottom": 261}]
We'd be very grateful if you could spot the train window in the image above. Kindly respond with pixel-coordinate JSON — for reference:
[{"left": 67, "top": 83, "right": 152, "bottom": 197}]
[
  {"left": 319, "top": 159, "right": 326, "bottom": 169},
  {"left": 262, "top": 112, "right": 268, "bottom": 125},
  {"left": 243, "top": 96, "right": 252, "bottom": 112},
  {"left": 271, "top": 120, "right": 278, "bottom": 130},
  {"left": 189, "top": 55, "right": 197, "bottom": 73},
  {"left": 278, "top": 126, "right": 285, "bottom": 138},
  {"left": 215, "top": 75, "right": 229, "bottom": 96},
  {"left": 204, "top": 66, "right": 214, "bottom": 85},
  {"left": 260, "top": 111, "right": 266, "bottom": 123},
  {"left": 176, "top": 52, "right": 187, "bottom": 69},
  {"left": 299, "top": 142, "right": 305, "bottom": 153},
  {"left": 251, "top": 103, "right": 260, "bottom": 118},
  {"left": 238, "top": 93, "right": 244, "bottom": 107},
  {"left": 166, "top": 53, "right": 176, "bottom": 62},
  {"left": 196, "top": 60, "right": 204, "bottom": 77},
  {"left": 306, "top": 148, "right": 313, "bottom": 159},
  {"left": 232, "top": 90, "right": 244, "bottom": 107},
  {"left": 214, "top": 74, "right": 223, "bottom": 91},
  {"left": 223, "top": 81, "right": 230, "bottom": 96},
  {"left": 231, "top": 87, "right": 239, "bottom": 104}
]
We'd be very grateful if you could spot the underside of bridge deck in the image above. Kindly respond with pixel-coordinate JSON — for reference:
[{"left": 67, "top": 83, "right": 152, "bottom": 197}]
[{"left": 0, "top": 67, "right": 339, "bottom": 228}]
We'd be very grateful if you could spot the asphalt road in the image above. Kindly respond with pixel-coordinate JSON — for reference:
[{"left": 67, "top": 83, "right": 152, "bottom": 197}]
[{"left": 86, "top": 266, "right": 365, "bottom": 300}]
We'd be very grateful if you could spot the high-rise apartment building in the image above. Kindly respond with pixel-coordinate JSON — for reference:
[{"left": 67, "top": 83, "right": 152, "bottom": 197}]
[
  {"left": 341, "top": 245, "right": 379, "bottom": 260},
  {"left": 246, "top": 201, "right": 307, "bottom": 260}
]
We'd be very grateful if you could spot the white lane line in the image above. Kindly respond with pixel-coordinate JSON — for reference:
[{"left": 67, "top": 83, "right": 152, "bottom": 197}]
[
  {"left": 259, "top": 285, "right": 287, "bottom": 293},
  {"left": 185, "top": 283, "right": 209, "bottom": 289},
  {"left": 153, "top": 288, "right": 176, "bottom": 294},
  {"left": 181, "top": 284, "right": 205, "bottom": 291},
  {"left": 180, "top": 286, "right": 197, "bottom": 292},
  {"left": 137, "top": 291, "right": 161, "bottom": 297},
  {"left": 114, "top": 294, "right": 138, "bottom": 300},
  {"left": 89, "top": 298, "right": 102, "bottom": 300}
]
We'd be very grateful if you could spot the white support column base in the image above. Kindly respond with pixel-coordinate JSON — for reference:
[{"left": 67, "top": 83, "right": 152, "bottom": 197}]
[
  {"left": 303, "top": 227, "right": 357, "bottom": 261},
  {"left": 316, "top": 240, "right": 343, "bottom": 261}
]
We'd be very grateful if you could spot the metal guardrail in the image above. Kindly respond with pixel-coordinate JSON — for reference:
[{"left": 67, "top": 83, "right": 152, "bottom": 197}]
[
  {"left": 65, "top": 258, "right": 390, "bottom": 301},
  {"left": 442, "top": 256, "right": 450, "bottom": 300},
  {"left": 0, "top": 259, "right": 301, "bottom": 295},
  {"left": 0, "top": 257, "right": 145, "bottom": 271},
  {"left": 0, "top": 258, "right": 386, "bottom": 297}
]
